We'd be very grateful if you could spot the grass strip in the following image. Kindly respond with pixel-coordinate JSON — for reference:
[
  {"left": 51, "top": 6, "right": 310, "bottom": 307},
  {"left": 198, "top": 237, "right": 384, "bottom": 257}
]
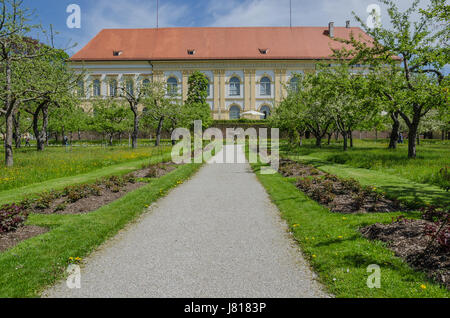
[
  {"left": 251, "top": 160, "right": 449, "bottom": 298},
  {"left": 0, "top": 162, "right": 201, "bottom": 297},
  {"left": 287, "top": 154, "right": 449, "bottom": 208},
  {"left": 0, "top": 152, "right": 172, "bottom": 205}
]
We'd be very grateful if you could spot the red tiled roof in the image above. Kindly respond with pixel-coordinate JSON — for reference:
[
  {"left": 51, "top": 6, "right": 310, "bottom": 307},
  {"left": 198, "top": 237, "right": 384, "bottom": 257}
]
[{"left": 70, "top": 26, "right": 373, "bottom": 61}]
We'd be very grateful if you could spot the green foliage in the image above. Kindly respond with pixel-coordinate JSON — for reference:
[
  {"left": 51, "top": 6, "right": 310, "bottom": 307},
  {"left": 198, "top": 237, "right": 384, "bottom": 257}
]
[
  {"left": 90, "top": 98, "right": 133, "bottom": 144},
  {"left": 186, "top": 71, "right": 209, "bottom": 105},
  {"left": 182, "top": 71, "right": 212, "bottom": 129},
  {"left": 333, "top": 0, "right": 449, "bottom": 158}
]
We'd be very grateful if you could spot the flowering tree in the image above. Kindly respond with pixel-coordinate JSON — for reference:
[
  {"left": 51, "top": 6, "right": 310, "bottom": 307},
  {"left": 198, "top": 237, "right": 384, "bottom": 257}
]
[{"left": 333, "top": 0, "right": 449, "bottom": 158}]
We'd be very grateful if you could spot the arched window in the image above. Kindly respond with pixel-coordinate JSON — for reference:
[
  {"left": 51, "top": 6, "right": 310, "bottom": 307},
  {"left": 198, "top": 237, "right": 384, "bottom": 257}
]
[
  {"left": 126, "top": 79, "right": 134, "bottom": 96},
  {"left": 289, "top": 77, "right": 299, "bottom": 92},
  {"left": 229, "top": 105, "right": 241, "bottom": 120},
  {"left": 93, "top": 79, "right": 101, "bottom": 97},
  {"left": 109, "top": 79, "right": 117, "bottom": 97},
  {"left": 167, "top": 77, "right": 178, "bottom": 96},
  {"left": 260, "top": 105, "right": 271, "bottom": 119},
  {"left": 77, "top": 80, "right": 85, "bottom": 97},
  {"left": 142, "top": 79, "right": 150, "bottom": 87},
  {"left": 229, "top": 77, "right": 240, "bottom": 96},
  {"left": 260, "top": 77, "right": 271, "bottom": 96},
  {"left": 206, "top": 78, "right": 210, "bottom": 97}
]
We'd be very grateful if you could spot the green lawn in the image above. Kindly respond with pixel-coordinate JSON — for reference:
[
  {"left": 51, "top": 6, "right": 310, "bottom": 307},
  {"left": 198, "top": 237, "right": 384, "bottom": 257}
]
[
  {"left": 283, "top": 139, "right": 449, "bottom": 189},
  {"left": 0, "top": 145, "right": 171, "bottom": 192},
  {"left": 251, "top": 161, "right": 449, "bottom": 298},
  {"left": 0, "top": 162, "right": 202, "bottom": 298}
]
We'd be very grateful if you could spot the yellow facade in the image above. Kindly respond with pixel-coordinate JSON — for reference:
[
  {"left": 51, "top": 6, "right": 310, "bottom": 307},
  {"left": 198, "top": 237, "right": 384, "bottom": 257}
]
[{"left": 71, "top": 59, "right": 318, "bottom": 120}]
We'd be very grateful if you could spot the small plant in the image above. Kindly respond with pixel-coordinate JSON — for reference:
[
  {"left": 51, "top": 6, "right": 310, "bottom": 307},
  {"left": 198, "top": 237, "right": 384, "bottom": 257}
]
[
  {"left": 0, "top": 203, "right": 28, "bottom": 233},
  {"left": 322, "top": 180, "right": 334, "bottom": 193},
  {"left": 111, "top": 185, "right": 121, "bottom": 193},
  {"left": 353, "top": 192, "right": 366, "bottom": 210},
  {"left": 296, "top": 177, "right": 312, "bottom": 189},
  {"left": 34, "top": 192, "right": 57, "bottom": 210},
  {"left": 341, "top": 178, "right": 362, "bottom": 193},
  {"left": 54, "top": 203, "right": 68, "bottom": 212},
  {"left": 421, "top": 206, "right": 446, "bottom": 222}
]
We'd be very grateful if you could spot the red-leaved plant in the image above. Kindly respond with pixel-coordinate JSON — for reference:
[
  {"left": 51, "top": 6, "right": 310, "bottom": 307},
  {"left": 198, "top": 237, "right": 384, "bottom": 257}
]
[{"left": 0, "top": 204, "right": 29, "bottom": 234}]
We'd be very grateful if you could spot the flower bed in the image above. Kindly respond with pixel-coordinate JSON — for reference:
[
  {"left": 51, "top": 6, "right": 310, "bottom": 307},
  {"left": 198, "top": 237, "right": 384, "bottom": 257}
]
[
  {"left": 361, "top": 206, "right": 449, "bottom": 289},
  {"left": 0, "top": 162, "right": 179, "bottom": 252},
  {"left": 279, "top": 159, "right": 402, "bottom": 213}
]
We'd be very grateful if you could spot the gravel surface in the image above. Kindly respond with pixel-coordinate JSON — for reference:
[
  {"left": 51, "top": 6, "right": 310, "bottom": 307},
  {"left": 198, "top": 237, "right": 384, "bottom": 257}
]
[{"left": 43, "top": 145, "right": 328, "bottom": 298}]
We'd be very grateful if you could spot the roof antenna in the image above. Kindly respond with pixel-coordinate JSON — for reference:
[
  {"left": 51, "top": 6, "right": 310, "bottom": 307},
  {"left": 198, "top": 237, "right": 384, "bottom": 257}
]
[
  {"left": 156, "top": 0, "right": 159, "bottom": 29},
  {"left": 289, "top": 0, "right": 292, "bottom": 28}
]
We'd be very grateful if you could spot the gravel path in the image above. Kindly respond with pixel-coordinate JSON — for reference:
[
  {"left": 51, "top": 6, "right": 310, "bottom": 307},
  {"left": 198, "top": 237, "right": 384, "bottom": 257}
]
[{"left": 43, "top": 145, "right": 328, "bottom": 298}]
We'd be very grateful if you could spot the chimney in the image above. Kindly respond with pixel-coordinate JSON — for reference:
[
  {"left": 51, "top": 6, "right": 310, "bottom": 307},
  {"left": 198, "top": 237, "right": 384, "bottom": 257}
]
[
  {"left": 346, "top": 20, "right": 350, "bottom": 28},
  {"left": 328, "top": 22, "right": 334, "bottom": 38}
]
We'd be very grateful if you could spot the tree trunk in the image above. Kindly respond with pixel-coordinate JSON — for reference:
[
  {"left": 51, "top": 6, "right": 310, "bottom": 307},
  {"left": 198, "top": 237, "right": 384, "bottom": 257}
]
[
  {"left": 155, "top": 116, "right": 164, "bottom": 146},
  {"left": 4, "top": 59, "right": 14, "bottom": 167},
  {"left": 342, "top": 131, "right": 348, "bottom": 151},
  {"left": 349, "top": 130, "right": 353, "bottom": 148},
  {"left": 108, "top": 134, "right": 113, "bottom": 146},
  {"left": 61, "top": 127, "right": 65, "bottom": 146},
  {"left": 78, "top": 129, "right": 81, "bottom": 140},
  {"left": 33, "top": 103, "right": 48, "bottom": 152},
  {"left": 327, "top": 133, "right": 332, "bottom": 145},
  {"left": 388, "top": 111, "right": 400, "bottom": 149},
  {"left": 4, "top": 111, "right": 14, "bottom": 167},
  {"left": 315, "top": 135, "right": 322, "bottom": 147},
  {"left": 416, "top": 133, "right": 420, "bottom": 146},
  {"left": 13, "top": 111, "right": 21, "bottom": 149},
  {"left": 297, "top": 130, "right": 303, "bottom": 146},
  {"left": 407, "top": 124, "right": 418, "bottom": 158},
  {"left": 131, "top": 108, "right": 139, "bottom": 149}
]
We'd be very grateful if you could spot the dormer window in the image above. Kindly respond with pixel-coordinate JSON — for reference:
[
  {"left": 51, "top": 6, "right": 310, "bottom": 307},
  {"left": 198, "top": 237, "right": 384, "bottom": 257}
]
[
  {"left": 259, "top": 48, "right": 268, "bottom": 55},
  {"left": 187, "top": 49, "right": 195, "bottom": 55},
  {"left": 113, "top": 50, "right": 123, "bottom": 56}
]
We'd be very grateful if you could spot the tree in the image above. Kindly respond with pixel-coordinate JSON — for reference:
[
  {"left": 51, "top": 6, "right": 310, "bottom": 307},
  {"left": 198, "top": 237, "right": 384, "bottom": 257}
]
[
  {"left": 321, "top": 64, "right": 377, "bottom": 151},
  {"left": 20, "top": 48, "right": 81, "bottom": 151},
  {"left": 91, "top": 98, "right": 132, "bottom": 146},
  {"left": 270, "top": 75, "right": 307, "bottom": 146},
  {"left": 141, "top": 81, "right": 179, "bottom": 146},
  {"left": 118, "top": 78, "right": 148, "bottom": 149},
  {"left": 333, "top": 0, "right": 449, "bottom": 158},
  {"left": 295, "top": 72, "right": 333, "bottom": 147},
  {"left": 0, "top": 0, "right": 51, "bottom": 165},
  {"left": 182, "top": 71, "right": 212, "bottom": 130}
]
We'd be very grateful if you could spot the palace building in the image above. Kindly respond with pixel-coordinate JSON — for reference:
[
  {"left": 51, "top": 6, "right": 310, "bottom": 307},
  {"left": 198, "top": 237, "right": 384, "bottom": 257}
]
[{"left": 70, "top": 23, "right": 370, "bottom": 120}]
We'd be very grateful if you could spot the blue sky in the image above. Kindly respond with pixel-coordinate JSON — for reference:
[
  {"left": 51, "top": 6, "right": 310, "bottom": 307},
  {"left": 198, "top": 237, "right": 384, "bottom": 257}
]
[
  {"left": 23, "top": 0, "right": 448, "bottom": 75},
  {"left": 24, "top": 0, "right": 429, "bottom": 55}
]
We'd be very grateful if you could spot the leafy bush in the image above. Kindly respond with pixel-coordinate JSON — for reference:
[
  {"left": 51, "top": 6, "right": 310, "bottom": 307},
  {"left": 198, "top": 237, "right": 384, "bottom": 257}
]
[{"left": 0, "top": 204, "right": 28, "bottom": 233}]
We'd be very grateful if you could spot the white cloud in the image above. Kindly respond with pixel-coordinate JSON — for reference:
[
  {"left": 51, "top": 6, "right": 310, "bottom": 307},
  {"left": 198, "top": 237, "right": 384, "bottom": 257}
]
[
  {"left": 207, "top": 0, "right": 431, "bottom": 28},
  {"left": 66, "top": 0, "right": 189, "bottom": 53}
]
